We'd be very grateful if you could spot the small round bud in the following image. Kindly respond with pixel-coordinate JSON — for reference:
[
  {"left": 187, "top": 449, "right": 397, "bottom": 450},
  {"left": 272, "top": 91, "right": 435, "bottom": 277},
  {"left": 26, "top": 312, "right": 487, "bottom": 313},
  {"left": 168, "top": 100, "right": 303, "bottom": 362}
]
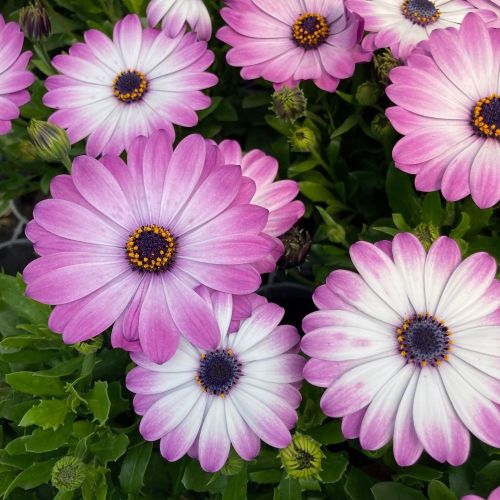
[
  {"left": 413, "top": 223, "right": 440, "bottom": 250},
  {"left": 271, "top": 86, "right": 307, "bottom": 123},
  {"left": 289, "top": 127, "right": 317, "bottom": 153},
  {"left": 19, "top": 0, "right": 51, "bottom": 42},
  {"left": 73, "top": 336, "right": 103, "bottom": 355},
  {"left": 373, "top": 49, "right": 401, "bottom": 86},
  {"left": 279, "top": 434, "right": 324, "bottom": 480},
  {"left": 279, "top": 226, "right": 312, "bottom": 269},
  {"left": 220, "top": 453, "right": 244, "bottom": 476},
  {"left": 27, "top": 119, "right": 71, "bottom": 168},
  {"left": 355, "top": 81, "right": 381, "bottom": 106},
  {"left": 51, "top": 456, "right": 86, "bottom": 492},
  {"left": 371, "top": 113, "right": 396, "bottom": 142}
]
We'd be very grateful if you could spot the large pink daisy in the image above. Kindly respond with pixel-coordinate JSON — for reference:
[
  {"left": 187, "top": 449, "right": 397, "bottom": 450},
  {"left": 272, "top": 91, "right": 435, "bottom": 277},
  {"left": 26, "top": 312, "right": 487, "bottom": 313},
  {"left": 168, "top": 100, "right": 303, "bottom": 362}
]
[
  {"left": 217, "top": 140, "right": 305, "bottom": 272},
  {"left": 0, "top": 15, "right": 34, "bottom": 136},
  {"left": 147, "top": 0, "right": 212, "bottom": 40},
  {"left": 43, "top": 14, "right": 217, "bottom": 157},
  {"left": 385, "top": 14, "right": 500, "bottom": 208},
  {"left": 23, "top": 132, "right": 274, "bottom": 364},
  {"left": 346, "top": 0, "right": 496, "bottom": 60},
  {"left": 127, "top": 289, "right": 304, "bottom": 472},
  {"left": 216, "top": 0, "right": 371, "bottom": 91},
  {"left": 302, "top": 233, "right": 500, "bottom": 466}
]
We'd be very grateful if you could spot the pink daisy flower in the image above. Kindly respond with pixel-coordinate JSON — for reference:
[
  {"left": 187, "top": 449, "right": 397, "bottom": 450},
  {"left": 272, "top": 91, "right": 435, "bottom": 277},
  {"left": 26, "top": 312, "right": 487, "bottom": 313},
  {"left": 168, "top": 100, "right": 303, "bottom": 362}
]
[
  {"left": 385, "top": 14, "right": 500, "bottom": 208},
  {"left": 466, "top": 0, "right": 500, "bottom": 26},
  {"left": 126, "top": 289, "right": 304, "bottom": 472},
  {"left": 463, "top": 487, "right": 500, "bottom": 500},
  {"left": 217, "top": 140, "right": 305, "bottom": 272},
  {"left": 147, "top": 0, "right": 212, "bottom": 40},
  {"left": 23, "top": 132, "right": 274, "bottom": 364},
  {"left": 43, "top": 14, "right": 217, "bottom": 157},
  {"left": 0, "top": 15, "right": 34, "bottom": 136},
  {"left": 216, "top": 0, "right": 371, "bottom": 91},
  {"left": 302, "top": 233, "right": 500, "bottom": 466},
  {"left": 346, "top": 0, "right": 496, "bottom": 61}
]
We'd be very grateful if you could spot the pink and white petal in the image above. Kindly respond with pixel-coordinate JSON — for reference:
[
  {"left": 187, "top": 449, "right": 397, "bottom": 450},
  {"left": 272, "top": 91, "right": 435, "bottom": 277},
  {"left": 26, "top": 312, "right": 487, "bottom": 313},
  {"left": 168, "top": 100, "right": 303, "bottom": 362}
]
[
  {"left": 342, "top": 407, "right": 366, "bottom": 439},
  {"left": 453, "top": 326, "right": 500, "bottom": 356},
  {"left": 198, "top": 398, "right": 231, "bottom": 472},
  {"left": 239, "top": 325, "right": 300, "bottom": 362},
  {"left": 243, "top": 354, "right": 305, "bottom": 384},
  {"left": 130, "top": 340, "right": 199, "bottom": 373},
  {"left": 470, "top": 140, "right": 500, "bottom": 209},
  {"left": 453, "top": 346, "right": 500, "bottom": 380},
  {"left": 126, "top": 366, "right": 192, "bottom": 395},
  {"left": 303, "top": 359, "right": 343, "bottom": 388}
]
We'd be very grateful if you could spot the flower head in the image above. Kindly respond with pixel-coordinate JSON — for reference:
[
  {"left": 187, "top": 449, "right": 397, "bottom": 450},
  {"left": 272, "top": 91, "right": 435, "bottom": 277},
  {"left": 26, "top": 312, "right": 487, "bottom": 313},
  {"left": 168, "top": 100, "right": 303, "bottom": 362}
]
[
  {"left": 271, "top": 86, "right": 307, "bottom": 123},
  {"left": 126, "top": 290, "right": 304, "bottom": 472},
  {"left": 0, "top": 15, "right": 35, "bottom": 136},
  {"left": 147, "top": 0, "right": 212, "bottom": 40},
  {"left": 24, "top": 132, "right": 274, "bottom": 364},
  {"left": 346, "top": 0, "right": 496, "bottom": 60},
  {"left": 386, "top": 14, "right": 500, "bottom": 208},
  {"left": 217, "top": 0, "right": 371, "bottom": 91},
  {"left": 19, "top": 0, "right": 51, "bottom": 42},
  {"left": 43, "top": 14, "right": 217, "bottom": 157},
  {"left": 279, "top": 433, "right": 324, "bottom": 479},
  {"left": 51, "top": 456, "right": 86, "bottom": 492},
  {"left": 302, "top": 232, "right": 500, "bottom": 466}
]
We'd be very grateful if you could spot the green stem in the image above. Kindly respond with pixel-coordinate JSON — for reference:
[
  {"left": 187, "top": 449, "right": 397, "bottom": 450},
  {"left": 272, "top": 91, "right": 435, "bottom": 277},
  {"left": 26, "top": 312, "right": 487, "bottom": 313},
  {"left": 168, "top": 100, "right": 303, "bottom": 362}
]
[{"left": 61, "top": 155, "right": 72, "bottom": 172}]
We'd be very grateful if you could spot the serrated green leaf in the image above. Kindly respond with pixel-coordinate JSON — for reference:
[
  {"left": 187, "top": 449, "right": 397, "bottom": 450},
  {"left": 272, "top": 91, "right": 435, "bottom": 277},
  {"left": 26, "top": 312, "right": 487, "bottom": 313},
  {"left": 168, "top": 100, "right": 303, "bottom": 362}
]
[
  {"left": 5, "top": 372, "right": 65, "bottom": 397},
  {"left": 89, "top": 432, "right": 129, "bottom": 465},
  {"left": 19, "top": 399, "right": 70, "bottom": 430},
  {"left": 3, "top": 458, "right": 57, "bottom": 499},
  {"left": 84, "top": 381, "right": 110, "bottom": 426}
]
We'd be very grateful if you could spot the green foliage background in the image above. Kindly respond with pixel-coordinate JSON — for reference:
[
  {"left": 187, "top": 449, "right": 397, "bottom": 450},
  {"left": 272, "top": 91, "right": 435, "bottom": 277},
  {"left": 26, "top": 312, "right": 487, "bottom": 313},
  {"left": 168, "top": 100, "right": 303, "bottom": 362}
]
[{"left": 0, "top": 0, "right": 499, "bottom": 499}]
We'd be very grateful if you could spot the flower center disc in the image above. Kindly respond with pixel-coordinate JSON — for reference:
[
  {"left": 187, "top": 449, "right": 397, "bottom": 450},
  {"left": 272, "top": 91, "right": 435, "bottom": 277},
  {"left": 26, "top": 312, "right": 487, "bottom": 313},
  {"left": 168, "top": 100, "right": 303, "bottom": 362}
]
[
  {"left": 472, "top": 94, "right": 500, "bottom": 139},
  {"left": 396, "top": 313, "right": 452, "bottom": 366},
  {"left": 196, "top": 349, "right": 242, "bottom": 397},
  {"left": 401, "top": 0, "right": 440, "bottom": 26},
  {"left": 292, "top": 13, "right": 330, "bottom": 48},
  {"left": 113, "top": 70, "right": 148, "bottom": 103},
  {"left": 127, "top": 224, "right": 175, "bottom": 272}
]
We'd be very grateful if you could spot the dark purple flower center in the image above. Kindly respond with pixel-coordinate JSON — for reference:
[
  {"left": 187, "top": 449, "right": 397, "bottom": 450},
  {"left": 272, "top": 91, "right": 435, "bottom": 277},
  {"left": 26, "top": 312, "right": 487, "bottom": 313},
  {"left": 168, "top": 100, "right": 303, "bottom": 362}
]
[
  {"left": 113, "top": 70, "right": 148, "bottom": 103},
  {"left": 196, "top": 349, "right": 242, "bottom": 396},
  {"left": 396, "top": 313, "right": 452, "bottom": 367},
  {"left": 127, "top": 224, "right": 175, "bottom": 272},
  {"left": 472, "top": 94, "right": 500, "bottom": 139},
  {"left": 401, "top": 0, "right": 440, "bottom": 26},
  {"left": 292, "top": 13, "right": 330, "bottom": 48}
]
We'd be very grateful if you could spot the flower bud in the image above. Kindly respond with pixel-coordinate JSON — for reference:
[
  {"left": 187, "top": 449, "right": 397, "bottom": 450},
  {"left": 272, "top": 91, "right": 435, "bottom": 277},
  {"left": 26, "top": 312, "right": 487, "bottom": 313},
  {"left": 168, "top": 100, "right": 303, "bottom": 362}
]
[
  {"left": 19, "top": 0, "right": 51, "bottom": 42},
  {"left": 371, "top": 113, "right": 396, "bottom": 142},
  {"left": 271, "top": 86, "right": 307, "bottom": 123},
  {"left": 355, "top": 81, "right": 381, "bottom": 106},
  {"left": 73, "top": 336, "right": 103, "bottom": 355},
  {"left": 279, "top": 226, "right": 312, "bottom": 269},
  {"left": 279, "top": 434, "right": 324, "bottom": 480},
  {"left": 373, "top": 49, "right": 401, "bottom": 86},
  {"left": 413, "top": 223, "right": 440, "bottom": 250},
  {"left": 289, "top": 127, "right": 317, "bottom": 153},
  {"left": 51, "top": 456, "right": 86, "bottom": 492},
  {"left": 27, "top": 119, "right": 71, "bottom": 168}
]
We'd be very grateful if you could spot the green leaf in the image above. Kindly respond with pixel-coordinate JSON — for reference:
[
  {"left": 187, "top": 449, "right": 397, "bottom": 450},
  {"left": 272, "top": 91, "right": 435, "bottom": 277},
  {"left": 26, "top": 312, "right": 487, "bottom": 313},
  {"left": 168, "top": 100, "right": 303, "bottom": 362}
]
[
  {"left": 421, "top": 192, "right": 444, "bottom": 226},
  {"left": 119, "top": 442, "right": 153, "bottom": 495},
  {"left": 81, "top": 465, "right": 108, "bottom": 500},
  {"left": 3, "top": 459, "right": 57, "bottom": 499},
  {"left": 182, "top": 461, "right": 214, "bottom": 493},
  {"left": 428, "top": 480, "right": 458, "bottom": 500},
  {"left": 392, "top": 213, "right": 412, "bottom": 232},
  {"left": 6, "top": 421, "right": 72, "bottom": 454},
  {"left": 214, "top": 99, "right": 238, "bottom": 122},
  {"left": 386, "top": 165, "right": 420, "bottom": 225},
  {"left": 5, "top": 372, "right": 65, "bottom": 397},
  {"left": 331, "top": 115, "right": 359, "bottom": 138},
  {"left": 394, "top": 465, "right": 443, "bottom": 481},
  {"left": 222, "top": 464, "right": 247, "bottom": 500},
  {"left": 19, "top": 399, "right": 70, "bottom": 430},
  {"left": 242, "top": 94, "right": 270, "bottom": 109},
  {"left": 89, "top": 432, "right": 129, "bottom": 465},
  {"left": 320, "top": 453, "right": 348, "bottom": 484},
  {"left": 450, "top": 213, "right": 471, "bottom": 239},
  {"left": 307, "top": 420, "right": 345, "bottom": 445},
  {"left": 299, "top": 181, "right": 334, "bottom": 202},
  {"left": 279, "top": 477, "right": 302, "bottom": 500},
  {"left": 84, "top": 381, "right": 110, "bottom": 426},
  {"left": 473, "top": 460, "right": 500, "bottom": 497},
  {"left": 249, "top": 470, "right": 282, "bottom": 484},
  {"left": 288, "top": 159, "right": 320, "bottom": 177},
  {"left": 371, "top": 482, "right": 426, "bottom": 500},
  {"left": 344, "top": 468, "right": 376, "bottom": 500}
]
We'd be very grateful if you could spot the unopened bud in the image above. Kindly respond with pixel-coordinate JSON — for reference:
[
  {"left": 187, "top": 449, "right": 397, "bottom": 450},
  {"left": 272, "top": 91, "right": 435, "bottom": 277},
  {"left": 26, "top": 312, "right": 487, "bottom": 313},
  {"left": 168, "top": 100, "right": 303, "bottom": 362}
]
[
  {"left": 51, "top": 456, "right": 86, "bottom": 492},
  {"left": 279, "top": 226, "right": 312, "bottom": 269},
  {"left": 355, "top": 81, "right": 381, "bottom": 106},
  {"left": 271, "top": 86, "right": 307, "bottom": 123},
  {"left": 19, "top": 0, "right": 51, "bottom": 42},
  {"left": 289, "top": 127, "right": 317, "bottom": 153},
  {"left": 279, "top": 434, "right": 324, "bottom": 480},
  {"left": 373, "top": 49, "right": 401, "bottom": 86},
  {"left": 413, "top": 223, "right": 439, "bottom": 250},
  {"left": 371, "top": 113, "right": 396, "bottom": 142},
  {"left": 73, "top": 336, "right": 103, "bottom": 355},
  {"left": 27, "top": 119, "right": 71, "bottom": 169}
]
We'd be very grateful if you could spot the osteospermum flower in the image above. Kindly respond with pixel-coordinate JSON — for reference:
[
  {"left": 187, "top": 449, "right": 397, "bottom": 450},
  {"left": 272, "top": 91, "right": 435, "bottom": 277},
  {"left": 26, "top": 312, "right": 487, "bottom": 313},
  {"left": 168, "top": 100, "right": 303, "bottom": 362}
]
[
  {"left": 346, "top": 0, "right": 496, "bottom": 60},
  {"left": 126, "top": 290, "right": 304, "bottom": 472},
  {"left": 147, "top": 0, "right": 212, "bottom": 40},
  {"left": 216, "top": 0, "right": 371, "bottom": 91},
  {"left": 217, "top": 140, "right": 305, "bottom": 272},
  {"left": 302, "top": 233, "right": 500, "bottom": 466},
  {"left": 43, "top": 14, "right": 217, "bottom": 157},
  {"left": 385, "top": 14, "right": 500, "bottom": 208},
  {"left": 23, "top": 132, "right": 274, "bottom": 364},
  {"left": 462, "top": 487, "right": 500, "bottom": 500},
  {"left": 0, "top": 15, "right": 34, "bottom": 136}
]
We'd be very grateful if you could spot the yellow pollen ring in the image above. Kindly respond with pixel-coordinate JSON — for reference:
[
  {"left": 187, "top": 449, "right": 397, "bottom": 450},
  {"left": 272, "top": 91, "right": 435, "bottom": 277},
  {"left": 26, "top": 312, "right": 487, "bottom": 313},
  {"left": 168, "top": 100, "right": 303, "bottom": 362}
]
[
  {"left": 292, "top": 13, "right": 330, "bottom": 48},
  {"left": 127, "top": 224, "right": 175, "bottom": 272},
  {"left": 401, "top": 0, "right": 440, "bottom": 26},
  {"left": 113, "top": 69, "right": 148, "bottom": 103},
  {"left": 472, "top": 93, "right": 500, "bottom": 138}
]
